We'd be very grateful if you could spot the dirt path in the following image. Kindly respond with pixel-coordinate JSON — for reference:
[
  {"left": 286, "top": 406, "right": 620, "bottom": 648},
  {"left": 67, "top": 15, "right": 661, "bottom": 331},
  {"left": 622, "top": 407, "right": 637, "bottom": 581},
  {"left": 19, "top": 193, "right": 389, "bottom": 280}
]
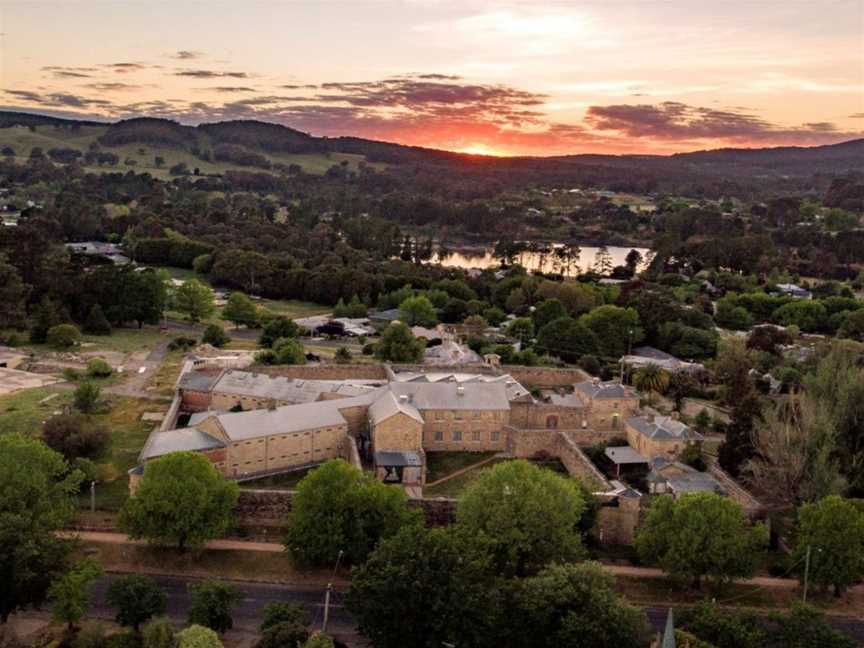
[{"left": 105, "top": 339, "right": 171, "bottom": 399}]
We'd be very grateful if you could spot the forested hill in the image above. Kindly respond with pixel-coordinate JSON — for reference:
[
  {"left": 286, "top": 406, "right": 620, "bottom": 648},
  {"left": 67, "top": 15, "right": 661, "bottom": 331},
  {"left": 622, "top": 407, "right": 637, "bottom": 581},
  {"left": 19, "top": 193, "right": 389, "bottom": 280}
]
[{"left": 0, "top": 110, "right": 861, "bottom": 197}]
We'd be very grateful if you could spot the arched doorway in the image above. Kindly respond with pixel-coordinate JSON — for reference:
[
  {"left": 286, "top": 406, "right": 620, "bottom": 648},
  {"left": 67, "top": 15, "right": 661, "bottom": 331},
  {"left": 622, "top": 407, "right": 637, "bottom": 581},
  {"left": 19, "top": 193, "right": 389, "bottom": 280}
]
[{"left": 546, "top": 414, "right": 559, "bottom": 429}]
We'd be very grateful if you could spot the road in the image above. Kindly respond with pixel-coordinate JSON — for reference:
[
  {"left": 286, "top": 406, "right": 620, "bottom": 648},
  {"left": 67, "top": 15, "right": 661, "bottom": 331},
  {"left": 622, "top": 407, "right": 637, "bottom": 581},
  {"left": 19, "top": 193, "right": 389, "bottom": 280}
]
[{"left": 89, "top": 573, "right": 358, "bottom": 641}]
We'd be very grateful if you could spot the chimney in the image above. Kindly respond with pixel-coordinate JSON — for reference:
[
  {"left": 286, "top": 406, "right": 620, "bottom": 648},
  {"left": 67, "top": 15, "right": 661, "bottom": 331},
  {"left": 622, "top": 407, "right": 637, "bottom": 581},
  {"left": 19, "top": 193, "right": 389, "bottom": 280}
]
[
  {"left": 592, "top": 377, "right": 600, "bottom": 385},
  {"left": 267, "top": 399, "right": 277, "bottom": 411},
  {"left": 457, "top": 385, "right": 465, "bottom": 396},
  {"left": 399, "top": 394, "right": 409, "bottom": 403},
  {"left": 670, "top": 411, "right": 680, "bottom": 421}
]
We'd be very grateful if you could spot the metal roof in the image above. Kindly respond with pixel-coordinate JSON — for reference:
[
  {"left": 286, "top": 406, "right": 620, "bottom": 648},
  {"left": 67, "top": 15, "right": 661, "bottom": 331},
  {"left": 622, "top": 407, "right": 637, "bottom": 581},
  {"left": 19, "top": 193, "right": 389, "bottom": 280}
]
[
  {"left": 369, "top": 390, "right": 424, "bottom": 425},
  {"left": 573, "top": 380, "right": 639, "bottom": 401},
  {"left": 604, "top": 446, "right": 648, "bottom": 465},
  {"left": 388, "top": 381, "right": 510, "bottom": 411},
  {"left": 375, "top": 451, "right": 423, "bottom": 467},
  {"left": 627, "top": 415, "right": 702, "bottom": 441},
  {"left": 212, "top": 399, "right": 350, "bottom": 440},
  {"left": 211, "top": 369, "right": 382, "bottom": 404},
  {"left": 140, "top": 427, "right": 225, "bottom": 461},
  {"left": 178, "top": 370, "right": 223, "bottom": 393}
]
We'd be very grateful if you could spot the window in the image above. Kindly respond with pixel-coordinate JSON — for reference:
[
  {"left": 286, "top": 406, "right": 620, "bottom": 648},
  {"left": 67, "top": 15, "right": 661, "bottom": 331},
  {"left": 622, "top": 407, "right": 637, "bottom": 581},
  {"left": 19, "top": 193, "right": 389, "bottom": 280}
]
[
  {"left": 453, "top": 430, "right": 462, "bottom": 442},
  {"left": 454, "top": 412, "right": 463, "bottom": 421},
  {"left": 546, "top": 415, "right": 559, "bottom": 430},
  {"left": 434, "top": 430, "right": 444, "bottom": 441},
  {"left": 435, "top": 412, "right": 444, "bottom": 421},
  {"left": 472, "top": 431, "right": 481, "bottom": 442},
  {"left": 473, "top": 411, "right": 481, "bottom": 419},
  {"left": 491, "top": 431, "right": 500, "bottom": 442}
]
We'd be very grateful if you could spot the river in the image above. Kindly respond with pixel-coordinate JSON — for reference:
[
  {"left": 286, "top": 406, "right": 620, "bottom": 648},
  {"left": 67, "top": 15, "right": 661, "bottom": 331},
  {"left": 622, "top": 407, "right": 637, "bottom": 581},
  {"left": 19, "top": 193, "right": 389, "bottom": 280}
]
[{"left": 434, "top": 244, "right": 652, "bottom": 277}]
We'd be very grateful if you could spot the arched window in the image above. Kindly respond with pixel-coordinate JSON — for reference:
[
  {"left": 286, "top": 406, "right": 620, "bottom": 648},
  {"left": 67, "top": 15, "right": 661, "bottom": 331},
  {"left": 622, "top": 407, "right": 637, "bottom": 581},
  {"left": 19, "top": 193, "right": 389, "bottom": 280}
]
[{"left": 546, "top": 415, "right": 559, "bottom": 429}]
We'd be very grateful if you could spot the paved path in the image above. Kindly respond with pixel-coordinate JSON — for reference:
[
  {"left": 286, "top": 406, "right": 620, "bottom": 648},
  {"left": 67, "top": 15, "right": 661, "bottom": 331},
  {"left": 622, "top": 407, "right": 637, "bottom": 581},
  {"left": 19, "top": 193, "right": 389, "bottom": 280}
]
[
  {"left": 105, "top": 338, "right": 171, "bottom": 399},
  {"left": 72, "top": 530, "right": 284, "bottom": 553}
]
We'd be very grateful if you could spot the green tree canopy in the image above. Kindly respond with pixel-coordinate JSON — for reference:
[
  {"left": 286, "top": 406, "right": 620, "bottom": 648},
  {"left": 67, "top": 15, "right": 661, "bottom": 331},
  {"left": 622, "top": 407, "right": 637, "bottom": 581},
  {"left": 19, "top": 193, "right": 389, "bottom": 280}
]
[
  {"left": 141, "top": 617, "right": 177, "bottom": 648},
  {"left": 505, "top": 562, "right": 651, "bottom": 648},
  {"left": 456, "top": 460, "right": 585, "bottom": 577},
  {"left": 221, "top": 292, "right": 258, "bottom": 328},
  {"left": 532, "top": 298, "right": 568, "bottom": 331},
  {"left": 258, "top": 317, "right": 300, "bottom": 348},
  {"left": 83, "top": 304, "right": 112, "bottom": 336},
  {"left": 47, "top": 323, "right": 81, "bottom": 349},
  {"left": 348, "top": 526, "right": 498, "bottom": 648},
  {"left": 792, "top": 496, "right": 864, "bottom": 596},
  {"left": 374, "top": 322, "right": 425, "bottom": 363},
  {"left": 284, "top": 459, "right": 421, "bottom": 566},
  {"left": 73, "top": 381, "right": 101, "bottom": 414},
  {"left": 187, "top": 580, "right": 242, "bottom": 634},
  {"left": 398, "top": 295, "right": 438, "bottom": 326},
  {"left": 119, "top": 452, "right": 239, "bottom": 551},
  {"left": 175, "top": 279, "right": 215, "bottom": 323},
  {"left": 535, "top": 316, "right": 599, "bottom": 363},
  {"left": 49, "top": 559, "right": 103, "bottom": 631},
  {"left": 0, "top": 434, "right": 82, "bottom": 623},
  {"left": 579, "top": 305, "right": 643, "bottom": 358},
  {"left": 202, "top": 324, "right": 230, "bottom": 348},
  {"left": 177, "top": 624, "right": 223, "bottom": 648},
  {"left": 106, "top": 575, "right": 167, "bottom": 632},
  {"left": 635, "top": 493, "right": 768, "bottom": 589},
  {"left": 0, "top": 257, "right": 30, "bottom": 329}
]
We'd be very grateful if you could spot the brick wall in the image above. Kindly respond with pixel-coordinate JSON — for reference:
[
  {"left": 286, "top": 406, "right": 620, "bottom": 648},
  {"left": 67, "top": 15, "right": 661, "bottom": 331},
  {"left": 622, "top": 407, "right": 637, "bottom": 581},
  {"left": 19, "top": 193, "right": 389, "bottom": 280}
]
[
  {"left": 254, "top": 364, "right": 388, "bottom": 380},
  {"left": 420, "top": 408, "right": 509, "bottom": 452}
]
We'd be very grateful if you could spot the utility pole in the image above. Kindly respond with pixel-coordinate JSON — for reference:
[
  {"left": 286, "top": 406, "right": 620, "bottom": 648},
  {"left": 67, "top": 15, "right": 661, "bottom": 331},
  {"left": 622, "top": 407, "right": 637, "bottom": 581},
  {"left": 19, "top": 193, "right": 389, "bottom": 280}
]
[
  {"left": 90, "top": 480, "right": 96, "bottom": 513},
  {"left": 322, "top": 549, "right": 344, "bottom": 633},
  {"left": 802, "top": 544, "right": 813, "bottom": 603}
]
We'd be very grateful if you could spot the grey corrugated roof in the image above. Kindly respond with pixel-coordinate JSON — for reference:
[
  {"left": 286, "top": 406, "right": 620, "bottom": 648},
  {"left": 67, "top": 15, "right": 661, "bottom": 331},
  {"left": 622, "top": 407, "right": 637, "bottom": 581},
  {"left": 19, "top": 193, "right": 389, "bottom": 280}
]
[
  {"left": 390, "top": 371, "right": 530, "bottom": 401},
  {"left": 212, "top": 370, "right": 382, "bottom": 404},
  {"left": 213, "top": 399, "right": 350, "bottom": 440},
  {"left": 574, "top": 380, "right": 639, "bottom": 400},
  {"left": 666, "top": 472, "right": 725, "bottom": 495},
  {"left": 369, "top": 390, "right": 424, "bottom": 425},
  {"left": 604, "top": 446, "right": 648, "bottom": 465},
  {"left": 140, "top": 427, "right": 225, "bottom": 461},
  {"left": 375, "top": 451, "right": 422, "bottom": 467},
  {"left": 627, "top": 415, "right": 702, "bottom": 441},
  {"left": 178, "top": 370, "right": 222, "bottom": 393},
  {"left": 388, "top": 381, "right": 510, "bottom": 411},
  {"left": 631, "top": 346, "right": 676, "bottom": 361}
]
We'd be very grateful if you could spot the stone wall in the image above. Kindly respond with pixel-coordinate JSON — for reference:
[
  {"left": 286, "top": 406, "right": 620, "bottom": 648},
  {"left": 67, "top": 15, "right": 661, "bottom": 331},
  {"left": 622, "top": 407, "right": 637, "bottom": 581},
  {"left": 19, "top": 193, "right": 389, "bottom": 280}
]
[
  {"left": 593, "top": 499, "right": 641, "bottom": 546},
  {"left": 373, "top": 412, "right": 424, "bottom": 453},
  {"left": 508, "top": 428, "right": 611, "bottom": 491},
  {"left": 254, "top": 364, "right": 388, "bottom": 381},
  {"left": 504, "top": 366, "right": 589, "bottom": 389}
]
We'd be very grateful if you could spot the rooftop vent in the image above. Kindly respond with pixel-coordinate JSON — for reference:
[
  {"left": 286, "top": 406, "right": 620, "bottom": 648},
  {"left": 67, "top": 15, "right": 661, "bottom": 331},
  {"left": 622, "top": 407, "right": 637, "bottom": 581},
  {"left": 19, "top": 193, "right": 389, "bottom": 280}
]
[
  {"left": 399, "top": 394, "right": 410, "bottom": 403},
  {"left": 457, "top": 385, "right": 465, "bottom": 396}
]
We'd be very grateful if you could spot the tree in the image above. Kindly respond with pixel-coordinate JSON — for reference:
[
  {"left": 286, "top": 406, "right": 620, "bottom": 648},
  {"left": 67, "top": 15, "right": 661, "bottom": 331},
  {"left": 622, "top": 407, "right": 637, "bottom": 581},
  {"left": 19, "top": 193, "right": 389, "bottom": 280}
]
[
  {"left": 715, "top": 298, "right": 754, "bottom": 330},
  {"left": 374, "top": 322, "right": 425, "bottom": 363},
  {"left": 73, "top": 382, "right": 101, "bottom": 414},
  {"left": 532, "top": 298, "right": 567, "bottom": 332},
  {"left": 83, "top": 304, "right": 112, "bottom": 336},
  {"left": 398, "top": 295, "right": 438, "bottom": 326},
  {"left": 175, "top": 279, "right": 215, "bottom": 323},
  {"left": 635, "top": 493, "right": 768, "bottom": 589},
  {"left": 47, "top": 323, "right": 81, "bottom": 349},
  {"left": 535, "top": 316, "right": 599, "bottom": 363},
  {"left": 221, "top": 292, "right": 258, "bottom": 329},
  {"left": 42, "top": 414, "right": 109, "bottom": 460},
  {"left": 625, "top": 249, "right": 643, "bottom": 275},
  {"left": 580, "top": 305, "right": 643, "bottom": 358},
  {"left": 30, "top": 297, "right": 69, "bottom": 344},
  {"left": 456, "top": 460, "right": 585, "bottom": 577},
  {"left": 506, "top": 562, "right": 651, "bottom": 648},
  {"left": 0, "top": 435, "right": 82, "bottom": 623},
  {"left": 483, "top": 306, "right": 506, "bottom": 326},
  {"left": 772, "top": 301, "right": 827, "bottom": 333},
  {"left": 142, "top": 617, "right": 177, "bottom": 648},
  {"left": 505, "top": 317, "right": 534, "bottom": 344},
  {"left": 49, "top": 559, "right": 103, "bottom": 631},
  {"left": 119, "top": 452, "right": 239, "bottom": 551},
  {"left": 302, "top": 635, "right": 335, "bottom": 648},
  {"left": 258, "top": 337, "right": 306, "bottom": 365},
  {"left": 768, "top": 603, "right": 857, "bottom": 648},
  {"left": 177, "top": 625, "right": 223, "bottom": 648},
  {"left": 0, "top": 258, "right": 30, "bottom": 329},
  {"left": 284, "top": 459, "right": 421, "bottom": 566},
  {"left": 202, "top": 324, "right": 230, "bottom": 348},
  {"left": 106, "top": 575, "right": 167, "bottom": 632},
  {"left": 838, "top": 309, "right": 864, "bottom": 341},
  {"left": 792, "top": 496, "right": 864, "bottom": 597},
  {"left": 593, "top": 245, "right": 614, "bottom": 275},
  {"left": 633, "top": 364, "right": 671, "bottom": 396},
  {"left": 258, "top": 317, "right": 300, "bottom": 348},
  {"left": 86, "top": 357, "right": 113, "bottom": 378},
  {"left": 334, "top": 346, "right": 352, "bottom": 363},
  {"left": 187, "top": 580, "right": 242, "bottom": 634},
  {"left": 255, "top": 622, "right": 309, "bottom": 648},
  {"left": 259, "top": 602, "right": 306, "bottom": 632},
  {"left": 348, "top": 526, "right": 498, "bottom": 648}
]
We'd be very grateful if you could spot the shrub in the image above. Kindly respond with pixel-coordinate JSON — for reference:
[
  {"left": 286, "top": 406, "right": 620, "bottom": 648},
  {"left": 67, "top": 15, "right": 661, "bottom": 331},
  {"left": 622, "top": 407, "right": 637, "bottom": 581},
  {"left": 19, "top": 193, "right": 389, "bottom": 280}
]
[
  {"left": 47, "top": 324, "right": 81, "bottom": 348},
  {"left": 73, "top": 382, "right": 102, "bottom": 414},
  {"left": 86, "top": 358, "right": 113, "bottom": 378},
  {"left": 83, "top": 305, "right": 112, "bottom": 336},
  {"left": 167, "top": 337, "right": 197, "bottom": 351},
  {"left": 202, "top": 325, "right": 230, "bottom": 348},
  {"left": 43, "top": 414, "right": 110, "bottom": 460},
  {"left": 141, "top": 617, "right": 176, "bottom": 648},
  {"left": 334, "top": 347, "right": 352, "bottom": 363},
  {"left": 72, "top": 622, "right": 109, "bottom": 648}
]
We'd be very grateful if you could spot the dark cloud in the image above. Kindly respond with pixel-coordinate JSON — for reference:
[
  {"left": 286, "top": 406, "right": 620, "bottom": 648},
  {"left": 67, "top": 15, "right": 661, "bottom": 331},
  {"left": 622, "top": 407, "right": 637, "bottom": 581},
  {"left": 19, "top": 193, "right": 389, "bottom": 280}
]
[
  {"left": 417, "top": 73, "right": 462, "bottom": 80},
  {"left": 280, "top": 84, "right": 318, "bottom": 90},
  {"left": 171, "top": 50, "right": 204, "bottom": 60},
  {"left": 4, "top": 90, "right": 44, "bottom": 102},
  {"left": 175, "top": 69, "right": 249, "bottom": 79},
  {"left": 585, "top": 101, "right": 862, "bottom": 145},
  {"left": 102, "top": 62, "right": 149, "bottom": 73},
  {"left": 85, "top": 82, "right": 144, "bottom": 92},
  {"left": 3, "top": 89, "right": 111, "bottom": 108},
  {"left": 850, "top": 113, "right": 864, "bottom": 119},
  {"left": 42, "top": 66, "right": 96, "bottom": 79},
  {"left": 206, "top": 86, "right": 257, "bottom": 93}
]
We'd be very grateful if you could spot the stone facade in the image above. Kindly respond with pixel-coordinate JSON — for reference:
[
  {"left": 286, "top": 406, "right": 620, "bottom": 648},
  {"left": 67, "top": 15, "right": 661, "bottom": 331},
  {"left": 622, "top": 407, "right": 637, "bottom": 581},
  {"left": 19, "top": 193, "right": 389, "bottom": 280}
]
[
  {"left": 420, "top": 408, "right": 510, "bottom": 452},
  {"left": 372, "top": 411, "right": 424, "bottom": 453}
]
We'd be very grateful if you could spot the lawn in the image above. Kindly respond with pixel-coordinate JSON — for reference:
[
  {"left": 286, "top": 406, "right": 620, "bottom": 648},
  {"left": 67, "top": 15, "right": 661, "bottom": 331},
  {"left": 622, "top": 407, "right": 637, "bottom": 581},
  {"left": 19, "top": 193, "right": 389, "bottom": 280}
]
[
  {"left": 424, "top": 458, "right": 508, "bottom": 498},
  {"left": 82, "top": 395, "right": 164, "bottom": 511},
  {"left": 425, "top": 451, "right": 498, "bottom": 483},
  {"left": 146, "top": 349, "right": 187, "bottom": 396},
  {"left": 239, "top": 466, "right": 316, "bottom": 491},
  {"left": 0, "top": 386, "right": 71, "bottom": 436}
]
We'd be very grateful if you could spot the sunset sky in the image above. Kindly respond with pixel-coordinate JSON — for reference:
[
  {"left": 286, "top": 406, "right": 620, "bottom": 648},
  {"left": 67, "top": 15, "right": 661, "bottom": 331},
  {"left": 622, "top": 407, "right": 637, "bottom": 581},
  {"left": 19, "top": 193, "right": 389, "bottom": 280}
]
[{"left": 1, "top": 0, "right": 862, "bottom": 156}]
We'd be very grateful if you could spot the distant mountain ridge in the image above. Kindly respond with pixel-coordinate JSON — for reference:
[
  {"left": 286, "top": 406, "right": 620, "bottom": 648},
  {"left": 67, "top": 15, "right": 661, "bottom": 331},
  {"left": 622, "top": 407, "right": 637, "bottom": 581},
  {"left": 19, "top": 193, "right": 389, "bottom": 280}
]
[{"left": 0, "top": 110, "right": 861, "bottom": 179}]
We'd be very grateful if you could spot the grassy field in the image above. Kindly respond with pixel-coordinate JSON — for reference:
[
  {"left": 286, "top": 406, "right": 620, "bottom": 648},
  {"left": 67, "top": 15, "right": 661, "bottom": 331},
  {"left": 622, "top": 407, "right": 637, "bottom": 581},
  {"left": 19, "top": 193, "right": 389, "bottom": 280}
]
[
  {"left": 0, "top": 386, "right": 71, "bottom": 436},
  {"left": 238, "top": 467, "right": 316, "bottom": 491},
  {"left": 424, "top": 458, "right": 508, "bottom": 498},
  {"left": 146, "top": 349, "right": 187, "bottom": 397},
  {"left": 425, "top": 451, "right": 498, "bottom": 483},
  {"left": 0, "top": 124, "right": 380, "bottom": 178}
]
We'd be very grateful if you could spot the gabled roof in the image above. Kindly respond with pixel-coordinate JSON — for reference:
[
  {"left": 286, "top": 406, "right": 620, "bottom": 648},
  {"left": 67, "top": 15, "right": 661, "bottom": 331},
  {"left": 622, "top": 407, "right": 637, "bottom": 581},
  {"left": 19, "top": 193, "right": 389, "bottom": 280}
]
[
  {"left": 369, "top": 390, "right": 424, "bottom": 425},
  {"left": 388, "top": 381, "right": 510, "bottom": 411},
  {"left": 140, "top": 427, "right": 225, "bottom": 461},
  {"left": 574, "top": 380, "right": 639, "bottom": 401},
  {"left": 210, "top": 369, "right": 382, "bottom": 404},
  {"left": 627, "top": 415, "right": 702, "bottom": 442},
  {"left": 211, "top": 399, "right": 350, "bottom": 440},
  {"left": 604, "top": 446, "right": 648, "bottom": 465}
]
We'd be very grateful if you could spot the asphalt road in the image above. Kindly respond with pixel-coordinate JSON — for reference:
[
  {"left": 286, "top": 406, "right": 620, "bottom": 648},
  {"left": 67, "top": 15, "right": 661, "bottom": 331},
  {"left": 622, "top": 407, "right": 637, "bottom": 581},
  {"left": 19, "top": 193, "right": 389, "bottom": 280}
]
[{"left": 89, "top": 574, "right": 356, "bottom": 639}]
